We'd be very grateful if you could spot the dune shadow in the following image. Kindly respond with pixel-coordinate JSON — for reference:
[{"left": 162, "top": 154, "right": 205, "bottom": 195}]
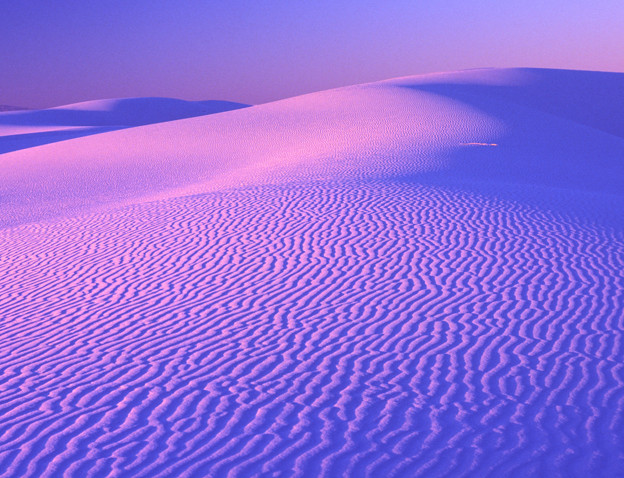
[
  {"left": 395, "top": 69, "right": 624, "bottom": 197},
  {"left": 0, "top": 127, "right": 122, "bottom": 154}
]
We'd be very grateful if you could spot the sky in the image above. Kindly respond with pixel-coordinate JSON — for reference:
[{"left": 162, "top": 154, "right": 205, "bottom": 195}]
[{"left": 1, "top": 0, "right": 623, "bottom": 108}]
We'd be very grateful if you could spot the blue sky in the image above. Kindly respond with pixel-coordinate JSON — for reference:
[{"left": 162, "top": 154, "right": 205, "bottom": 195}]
[{"left": 1, "top": 0, "right": 623, "bottom": 107}]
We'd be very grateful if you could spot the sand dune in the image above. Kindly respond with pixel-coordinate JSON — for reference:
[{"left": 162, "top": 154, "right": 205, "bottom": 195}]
[
  {"left": 0, "top": 68, "right": 623, "bottom": 477},
  {"left": 0, "top": 98, "right": 249, "bottom": 155},
  {"left": 0, "top": 106, "right": 28, "bottom": 113},
  {"left": 1, "top": 68, "right": 622, "bottom": 227}
]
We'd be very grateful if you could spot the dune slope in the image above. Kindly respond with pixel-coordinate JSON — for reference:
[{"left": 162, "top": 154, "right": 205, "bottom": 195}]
[{"left": 0, "top": 68, "right": 623, "bottom": 477}]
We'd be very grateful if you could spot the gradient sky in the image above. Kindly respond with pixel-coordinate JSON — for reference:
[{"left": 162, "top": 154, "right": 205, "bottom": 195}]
[{"left": 2, "top": 0, "right": 623, "bottom": 108}]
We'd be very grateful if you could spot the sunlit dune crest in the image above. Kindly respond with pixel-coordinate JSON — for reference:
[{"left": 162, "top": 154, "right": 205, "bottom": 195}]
[{"left": 461, "top": 142, "right": 498, "bottom": 146}]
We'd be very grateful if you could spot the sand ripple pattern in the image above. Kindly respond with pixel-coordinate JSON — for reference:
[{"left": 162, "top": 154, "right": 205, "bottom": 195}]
[{"left": 0, "top": 180, "right": 623, "bottom": 477}]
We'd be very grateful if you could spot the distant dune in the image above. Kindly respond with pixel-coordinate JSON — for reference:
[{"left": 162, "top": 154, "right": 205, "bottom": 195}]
[
  {"left": 0, "top": 105, "right": 28, "bottom": 112},
  {"left": 0, "top": 69, "right": 622, "bottom": 477},
  {"left": 2, "top": 97, "right": 249, "bottom": 127},
  {"left": 0, "top": 97, "right": 249, "bottom": 154}
]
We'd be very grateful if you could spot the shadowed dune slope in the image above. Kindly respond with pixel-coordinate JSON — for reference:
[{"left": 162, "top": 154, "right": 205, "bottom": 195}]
[
  {"left": 389, "top": 68, "right": 624, "bottom": 138},
  {"left": 0, "top": 69, "right": 623, "bottom": 477}
]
